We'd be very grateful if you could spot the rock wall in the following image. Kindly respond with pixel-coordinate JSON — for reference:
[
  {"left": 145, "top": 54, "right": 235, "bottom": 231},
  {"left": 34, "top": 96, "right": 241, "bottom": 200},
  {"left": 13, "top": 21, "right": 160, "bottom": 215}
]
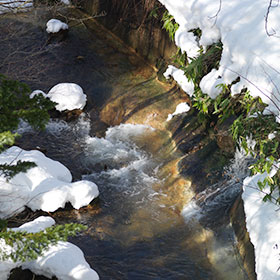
[
  {"left": 230, "top": 196, "right": 257, "bottom": 280},
  {"left": 78, "top": 0, "right": 177, "bottom": 68}
]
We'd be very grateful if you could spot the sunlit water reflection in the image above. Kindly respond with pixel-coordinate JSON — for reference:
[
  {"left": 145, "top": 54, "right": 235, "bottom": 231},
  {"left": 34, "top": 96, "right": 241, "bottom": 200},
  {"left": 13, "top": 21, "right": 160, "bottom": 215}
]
[{"left": 17, "top": 115, "right": 249, "bottom": 280}]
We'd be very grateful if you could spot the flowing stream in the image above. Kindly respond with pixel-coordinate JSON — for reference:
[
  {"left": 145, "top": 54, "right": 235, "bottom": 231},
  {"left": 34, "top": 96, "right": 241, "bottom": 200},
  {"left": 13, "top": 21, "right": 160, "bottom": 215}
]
[
  {"left": 18, "top": 116, "right": 249, "bottom": 280},
  {"left": 1, "top": 7, "right": 252, "bottom": 280}
]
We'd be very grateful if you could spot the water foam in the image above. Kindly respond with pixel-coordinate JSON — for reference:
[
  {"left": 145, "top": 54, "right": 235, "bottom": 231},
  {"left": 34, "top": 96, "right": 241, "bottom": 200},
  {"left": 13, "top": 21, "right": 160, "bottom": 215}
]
[
  {"left": 182, "top": 147, "right": 252, "bottom": 224},
  {"left": 83, "top": 124, "right": 160, "bottom": 204}
]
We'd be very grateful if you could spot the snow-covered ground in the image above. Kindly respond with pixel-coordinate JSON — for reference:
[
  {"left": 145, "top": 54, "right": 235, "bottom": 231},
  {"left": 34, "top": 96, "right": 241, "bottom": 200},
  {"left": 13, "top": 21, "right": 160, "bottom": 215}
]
[
  {"left": 158, "top": 1, "right": 280, "bottom": 279},
  {"left": 0, "top": 216, "right": 99, "bottom": 280},
  {"left": 0, "top": 146, "right": 99, "bottom": 218}
]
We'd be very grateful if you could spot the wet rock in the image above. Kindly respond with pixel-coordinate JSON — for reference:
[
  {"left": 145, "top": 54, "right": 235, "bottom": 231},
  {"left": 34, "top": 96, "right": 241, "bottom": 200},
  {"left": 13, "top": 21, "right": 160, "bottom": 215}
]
[
  {"left": 230, "top": 195, "right": 257, "bottom": 280},
  {"left": 49, "top": 109, "right": 83, "bottom": 121},
  {"left": 46, "top": 28, "right": 68, "bottom": 44},
  {"left": 9, "top": 268, "right": 57, "bottom": 280},
  {"left": 214, "top": 116, "right": 236, "bottom": 155},
  {"left": 63, "top": 109, "right": 84, "bottom": 121}
]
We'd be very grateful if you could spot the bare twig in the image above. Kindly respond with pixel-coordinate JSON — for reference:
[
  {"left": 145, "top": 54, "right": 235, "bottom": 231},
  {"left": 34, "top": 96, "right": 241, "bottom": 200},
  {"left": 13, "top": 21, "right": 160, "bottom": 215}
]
[
  {"left": 208, "top": 0, "right": 222, "bottom": 26},
  {"left": 265, "top": 0, "right": 280, "bottom": 38}
]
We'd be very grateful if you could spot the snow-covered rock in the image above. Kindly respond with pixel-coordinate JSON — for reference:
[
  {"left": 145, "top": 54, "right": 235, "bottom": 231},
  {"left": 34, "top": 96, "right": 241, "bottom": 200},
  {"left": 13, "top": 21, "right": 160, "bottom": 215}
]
[
  {"left": 47, "top": 83, "right": 87, "bottom": 112},
  {"left": 166, "top": 102, "right": 190, "bottom": 121},
  {"left": 164, "top": 65, "right": 194, "bottom": 96},
  {"left": 46, "top": 19, "right": 68, "bottom": 34},
  {"left": 0, "top": 216, "right": 99, "bottom": 280},
  {"left": 24, "top": 241, "right": 99, "bottom": 280},
  {"left": 0, "top": 146, "right": 99, "bottom": 218},
  {"left": 242, "top": 174, "right": 280, "bottom": 280}
]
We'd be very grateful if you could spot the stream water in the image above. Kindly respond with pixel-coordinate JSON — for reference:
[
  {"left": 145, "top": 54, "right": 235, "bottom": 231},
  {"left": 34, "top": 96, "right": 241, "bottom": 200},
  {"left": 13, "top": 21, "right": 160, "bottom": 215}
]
[
  {"left": 1, "top": 6, "right": 251, "bottom": 280},
  {"left": 17, "top": 116, "right": 249, "bottom": 280}
]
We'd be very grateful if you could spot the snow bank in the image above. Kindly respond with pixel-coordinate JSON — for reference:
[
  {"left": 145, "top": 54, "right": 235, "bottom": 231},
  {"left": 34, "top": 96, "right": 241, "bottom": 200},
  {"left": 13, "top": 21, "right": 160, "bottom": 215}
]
[
  {"left": 46, "top": 19, "right": 68, "bottom": 34},
  {"left": 0, "top": 0, "right": 32, "bottom": 14},
  {"left": 48, "top": 83, "right": 87, "bottom": 112},
  {"left": 159, "top": 0, "right": 280, "bottom": 117},
  {"left": 242, "top": 174, "right": 280, "bottom": 280},
  {"left": 0, "top": 216, "right": 99, "bottom": 280},
  {"left": 164, "top": 65, "right": 194, "bottom": 96},
  {"left": 0, "top": 146, "right": 99, "bottom": 218},
  {"left": 166, "top": 102, "right": 190, "bottom": 121}
]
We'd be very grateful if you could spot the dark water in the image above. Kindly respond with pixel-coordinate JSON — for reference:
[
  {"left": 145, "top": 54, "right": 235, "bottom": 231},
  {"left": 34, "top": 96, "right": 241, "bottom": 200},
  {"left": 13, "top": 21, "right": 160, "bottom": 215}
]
[{"left": 2, "top": 7, "right": 249, "bottom": 280}]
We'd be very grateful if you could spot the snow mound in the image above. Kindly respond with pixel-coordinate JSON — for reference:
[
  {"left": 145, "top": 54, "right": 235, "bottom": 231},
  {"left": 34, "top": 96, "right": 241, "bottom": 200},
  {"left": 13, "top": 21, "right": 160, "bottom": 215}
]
[
  {"left": 166, "top": 102, "right": 190, "bottom": 121},
  {"left": 24, "top": 241, "right": 99, "bottom": 280},
  {"left": 0, "top": 216, "right": 99, "bottom": 280},
  {"left": 0, "top": 146, "right": 99, "bottom": 218},
  {"left": 159, "top": 0, "right": 280, "bottom": 118},
  {"left": 164, "top": 65, "right": 194, "bottom": 96},
  {"left": 242, "top": 174, "right": 280, "bottom": 280},
  {"left": 46, "top": 19, "right": 68, "bottom": 34},
  {"left": 48, "top": 83, "right": 87, "bottom": 112}
]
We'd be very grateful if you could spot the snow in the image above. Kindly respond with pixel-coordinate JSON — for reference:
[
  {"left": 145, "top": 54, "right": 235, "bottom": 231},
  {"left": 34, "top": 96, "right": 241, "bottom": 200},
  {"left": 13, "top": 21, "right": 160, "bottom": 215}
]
[
  {"left": 46, "top": 19, "right": 68, "bottom": 34},
  {"left": 0, "top": 216, "right": 99, "bottom": 280},
  {"left": 0, "top": 146, "right": 99, "bottom": 218},
  {"left": 159, "top": 0, "right": 280, "bottom": 117},
  {"left": 268, "top": 132, "right": 276, "bottom": 140},
  {"left": 164, "top": 65, "right": 194, "bottom": 95},
  {"left": 48, "top": 83, "right": 87, "bottom": 112},
  {"left": 60, "top": 0, "right": 70, "bottom": 4},
  {"left": 12, "top": 216, "right": 55, "bottom": 233},
  {"left": 30, "top": 90, "right": 47, "bottom": 99},
  {"left": 166, "top": 102, "right": 190, "bottom": 121},
  {"left": 30, "top": 83, "right": 88, "bottom": 112},
  {"left": 242, "top": 174, "right": 280, "bottom": 280},
  {"left": 0, "top": 0, "right": 32, "bottom": 14}
]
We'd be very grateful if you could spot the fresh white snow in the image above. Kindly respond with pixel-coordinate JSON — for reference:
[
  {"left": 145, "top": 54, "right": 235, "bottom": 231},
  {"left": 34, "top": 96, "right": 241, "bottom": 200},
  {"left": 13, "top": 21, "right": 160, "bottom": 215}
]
[
  {"left": 166, "top": 102, "right": 190, "bottom": 121},
  {"left": 164, "top": 65, "right": 194, "bottom": 96},
  {"left": 0, "top": 216, "right": 99, "bottom": 280},
  {"left": 0, "top": 146, "right": 99, "bottom": 218},
  {"left": 30, "top": 83, "right": 87, "bottom": 112},
  {"left": 46, "top": 19, "right": 68, "bottom": 34},
  {"left": 30, "top": 90, "right": 47, "bottom": 99},
  {"left": 242, "top": 174, "right": 280, "bottom": 280},
  {"left": 48, "top": 83, "right": 87, "bottom": 112}
]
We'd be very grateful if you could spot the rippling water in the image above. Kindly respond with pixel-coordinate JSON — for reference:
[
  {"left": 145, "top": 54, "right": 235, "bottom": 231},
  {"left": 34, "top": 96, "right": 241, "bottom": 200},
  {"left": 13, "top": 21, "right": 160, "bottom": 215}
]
[{"left": 17, "top": 115, "right": 249, "bottom": 280}]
